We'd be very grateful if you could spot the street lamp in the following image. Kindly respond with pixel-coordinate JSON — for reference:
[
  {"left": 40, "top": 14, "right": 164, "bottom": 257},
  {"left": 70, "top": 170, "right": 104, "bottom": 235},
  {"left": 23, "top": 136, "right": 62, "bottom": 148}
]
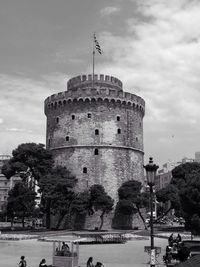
[{"left": 144, "top": 157, "right": 159, "bottom": 267}]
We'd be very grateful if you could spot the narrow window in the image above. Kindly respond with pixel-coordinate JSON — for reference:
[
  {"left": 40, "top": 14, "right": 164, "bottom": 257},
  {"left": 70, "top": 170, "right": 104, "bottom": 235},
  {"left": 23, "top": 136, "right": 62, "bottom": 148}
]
[
  {"left": 117, "top": 128, "right": 121, "bottom": 134},
  {"left": 48, "top": 139, "right": 51, "bottom": 147},
  {"left": 72, "top": 114, "right": 75, "bottom": 120},
  {"left": 88, "top": 113, "right": 91, "bottom": 118},
  {"left": 95, "top": 129, "right": 99, "bottom": 135},
  {"left": 66, "top": 136, "right": 69, "bottom": 141},
  {"left": 83, "top": 167, "right": 87, "bottom": 174},
  {"left": 94, "top": 148, "right": 99, "bottom": 155},
  {"left": 136, "top": 137, "right": 138, "bottom": 141},
  {"left": 56, "top": 117, "right": 59, "bottom": 123},
  {"left": 117, "top": 116, "right": 120, "bottom": 121}
]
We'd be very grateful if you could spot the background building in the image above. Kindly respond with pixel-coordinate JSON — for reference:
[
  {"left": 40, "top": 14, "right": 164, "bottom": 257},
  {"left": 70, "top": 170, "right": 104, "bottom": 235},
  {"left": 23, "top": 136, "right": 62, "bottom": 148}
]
[
  {"left": 195, "top": 152, "right": 200, "bottom": 163},
  {"left": 0, "top": 155, "right": 21, "bottom": 212},
  {"left": 44, "top": 74, "right": 145, "bottom": 201}
]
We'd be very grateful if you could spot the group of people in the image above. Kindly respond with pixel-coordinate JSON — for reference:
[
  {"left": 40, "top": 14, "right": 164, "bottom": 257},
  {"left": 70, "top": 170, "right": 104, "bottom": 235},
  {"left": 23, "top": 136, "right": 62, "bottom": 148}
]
[
  {"left": 87, "top": 257, "right": 104, "bottom": 267},
  {"left": 168, "top": 233, "right": 182, "bottom": 246},
  {"left": 18, "top": 256, "right": 48, "bottom": 267},
  {"left": 163, "top": 233, "right": 190, "bottom": 264}
]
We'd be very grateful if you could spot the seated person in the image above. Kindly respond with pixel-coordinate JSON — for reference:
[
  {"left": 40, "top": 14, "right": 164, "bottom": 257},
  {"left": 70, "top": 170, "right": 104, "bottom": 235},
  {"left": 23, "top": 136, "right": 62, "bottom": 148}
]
[{"left": 61, "top": 242, "right": 70, "bottom": 256}]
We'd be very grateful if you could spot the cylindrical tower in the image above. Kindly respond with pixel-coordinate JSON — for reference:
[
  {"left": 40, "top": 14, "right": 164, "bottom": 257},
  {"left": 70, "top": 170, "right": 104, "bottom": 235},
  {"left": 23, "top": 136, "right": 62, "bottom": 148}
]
[{"left": 44, "top": 74, "right": 145, "bottom": 201}]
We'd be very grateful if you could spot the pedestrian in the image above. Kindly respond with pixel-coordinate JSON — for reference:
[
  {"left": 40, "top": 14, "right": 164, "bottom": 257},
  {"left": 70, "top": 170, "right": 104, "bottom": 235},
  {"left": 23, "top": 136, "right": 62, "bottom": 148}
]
[
  {"left": 18, "top": 256, "right": 27, "bottom": 267},
  {"left": 168, "top": 233, "right": 174, "bottom": 246},
  {"left": 39, "top": 258, "right": 47, "bottom": 267},
  {"left": 176, "top": 234, "right": 182, "bottom": 244},
  {"left": 87, "top": 257, "right": 94, "bottom": 267}
]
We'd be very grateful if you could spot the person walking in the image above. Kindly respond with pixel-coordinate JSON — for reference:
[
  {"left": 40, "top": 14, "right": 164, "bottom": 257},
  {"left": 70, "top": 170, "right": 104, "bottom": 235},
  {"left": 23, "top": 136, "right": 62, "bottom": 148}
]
[
  {"left": 87, "top": 257, "right": 94, "bottom": 267},
  {"left": 18, "top": 256, "right": 27, "bottom": 267}
]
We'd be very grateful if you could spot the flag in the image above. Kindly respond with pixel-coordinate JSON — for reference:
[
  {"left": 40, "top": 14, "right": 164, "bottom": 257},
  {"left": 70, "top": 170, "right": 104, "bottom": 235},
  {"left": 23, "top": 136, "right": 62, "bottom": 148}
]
[{"left": 94, "top": 34, "right": 102, "bottom": 54}]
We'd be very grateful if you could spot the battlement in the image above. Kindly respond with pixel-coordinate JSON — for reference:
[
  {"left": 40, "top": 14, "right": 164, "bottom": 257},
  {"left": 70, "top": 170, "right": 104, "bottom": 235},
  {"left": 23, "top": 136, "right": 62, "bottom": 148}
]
[
  {"left": 44, "top": 74, "right": 145, "bottom": 116},
  {"left": 45, "top": 88, "right": 145, "bottom": 117},
  {"left": 67, "top": 74, "right": 123, "bottom": 91}
]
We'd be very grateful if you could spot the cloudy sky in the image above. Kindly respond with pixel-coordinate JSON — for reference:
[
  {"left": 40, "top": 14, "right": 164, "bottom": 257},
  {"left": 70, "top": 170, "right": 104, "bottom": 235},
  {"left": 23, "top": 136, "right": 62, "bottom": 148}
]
[{"left": 0, "top": 0, "right": 200, "bottom": 166}]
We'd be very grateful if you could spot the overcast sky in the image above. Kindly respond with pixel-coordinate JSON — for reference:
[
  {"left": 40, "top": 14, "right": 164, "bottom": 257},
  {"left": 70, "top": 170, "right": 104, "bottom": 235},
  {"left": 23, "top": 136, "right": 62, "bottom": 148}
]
[{"left": 0, "top": 0, "right": 200, "bottom": 166}]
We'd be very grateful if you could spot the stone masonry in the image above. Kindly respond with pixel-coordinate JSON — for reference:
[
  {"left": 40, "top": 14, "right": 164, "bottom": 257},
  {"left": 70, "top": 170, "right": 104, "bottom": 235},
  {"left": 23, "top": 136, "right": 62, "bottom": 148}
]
[{"left": 44, "top": 74, "right": 145, "bottom": 203}]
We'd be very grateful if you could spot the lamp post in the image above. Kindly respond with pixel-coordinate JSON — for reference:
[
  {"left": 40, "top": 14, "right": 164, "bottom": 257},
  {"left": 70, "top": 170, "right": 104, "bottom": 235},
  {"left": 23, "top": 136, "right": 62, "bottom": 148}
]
[{"left": 144, "top": 157, "right": 159, "bottom": 267}]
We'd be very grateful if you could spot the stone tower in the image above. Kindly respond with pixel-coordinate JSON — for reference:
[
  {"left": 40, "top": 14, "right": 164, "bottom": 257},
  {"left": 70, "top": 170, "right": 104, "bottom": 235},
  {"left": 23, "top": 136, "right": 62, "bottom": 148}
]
[{"left": 44, "top": 74, "right": 145, "bottom": 201}]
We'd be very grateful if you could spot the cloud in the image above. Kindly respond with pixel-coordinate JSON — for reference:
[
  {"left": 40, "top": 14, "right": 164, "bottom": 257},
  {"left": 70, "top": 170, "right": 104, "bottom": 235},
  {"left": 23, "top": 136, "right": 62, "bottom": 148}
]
[
  {"left": 94, "top": 0, "right": 200, "bottom": 164},
  {"left": 100, "top": 6, "right": 120, "bottom": 17},
  {"left": 0, "top": 73, "right": 68, "bottom": 155}
]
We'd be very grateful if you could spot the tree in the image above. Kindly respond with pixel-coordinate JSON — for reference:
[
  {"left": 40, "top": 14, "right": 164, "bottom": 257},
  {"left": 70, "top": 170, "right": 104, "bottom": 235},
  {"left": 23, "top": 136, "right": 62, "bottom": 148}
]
[
  {"left": 39, "top": 166, "right": 77, "bottom": 229},
  {"left": 156, "top": 184, "right": 181, "bottom": 217},
  {"left": 7, "top": 182, "right": 36, "bottom": 228},
  {"left": 117, "top": 180, "right": 149, "bottom": 229},
  {"left": 112, "top": 199, "right": 136, "bottom": 229},
  {"left": 156, "top": 162, "right": 200, "bottom": 231},
  {"left": 2, "top": 143, "right": 53, "bottom": 183},
  {"left": 70, "top": 191, "right": 91, "bottom": 229},
  {"left": 90, "top": 185, "right": 114, "bottom": 230}
]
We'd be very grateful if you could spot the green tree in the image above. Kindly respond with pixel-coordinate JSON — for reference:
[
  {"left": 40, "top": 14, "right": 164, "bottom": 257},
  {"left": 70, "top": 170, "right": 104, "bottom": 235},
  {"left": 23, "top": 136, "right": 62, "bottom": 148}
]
[
  {"left": 156, "top": 162, "right": 200, "bottom": 231},
  {"left": 117, "top": 180, "right": 149, "bottom": 229},
  {"left": 7, "top": 182, "right": 36, "bottom": 228},
  {"left": 112, "top": 199, "right": 136, "bottom": 229},
  {"left": 39, "top": 166, "right": 77, "bottom": 229},
  {"left": 90, "top": 185, "right": 114, "bottom": 230},
  {"left": 156, "top": 184, "right": 181, "bottom": 217},
  {"left": 2, "top": 143, "right": 53, "bottom": 184},
  {"left": 70, "top": 191, "right": 91, "bottom": 230}
]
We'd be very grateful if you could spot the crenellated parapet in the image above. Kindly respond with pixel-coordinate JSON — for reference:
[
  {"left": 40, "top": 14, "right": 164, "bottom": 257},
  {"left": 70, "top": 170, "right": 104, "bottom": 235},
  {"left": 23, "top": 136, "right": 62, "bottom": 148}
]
[
  {"left": 44, "top": 74, "right": 145, "bottom": 116},
  {"left": 67, "top": 74, "right": 123, "bottom": 91}
]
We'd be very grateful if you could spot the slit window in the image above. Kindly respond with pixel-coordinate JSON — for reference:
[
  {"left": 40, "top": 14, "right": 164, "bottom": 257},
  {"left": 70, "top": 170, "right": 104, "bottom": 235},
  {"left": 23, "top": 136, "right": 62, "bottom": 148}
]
[
  {"left": 94, "top": 148, "right": 99, "bottom": 155},
  {"left": 117, "top": 116, "right": 120, "bottom": 121},
  {"left": 56, "top": 117, "right": 59, "bottom": 123},
  {"left": 48, "top": 139, "right": 51, "bottom": 147},
  {"left": 88, "top": 113, "right": 91, "bottom": 118},
  {"left": 66, "top": 136, "right": 69, "bottom": 141},
  {"left": 136, "top": 137, "right": 138, "bottom": 141},
  {"left": 83, "top": 167, "right": 87, "bottom": 174},
  {"left": 117, "top": 128, "right": 121, "bottom": 134},
  {"left": 95, "top": 129, "right": 99, "bottom": 135},
  {"left": 72, "top": 115, "right": 75, "bottom": 120}
]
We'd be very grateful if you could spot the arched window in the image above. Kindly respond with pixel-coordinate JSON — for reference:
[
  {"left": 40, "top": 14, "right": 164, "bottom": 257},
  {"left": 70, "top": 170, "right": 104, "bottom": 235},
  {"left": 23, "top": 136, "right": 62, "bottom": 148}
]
[
  {"left": 117, "top": 128, "right": 121, "bottom": 134},
  {"left": 56, "top": 117, "right": 59, "bottom": 123},
  {"left": 95, "top": 129, "right": 99, "bottom": 135},
  {"left": 94, "top": 148, "right": 99, "bottom": 155},
  {"left": 88, "top": 113, "right": 91, "bottom": 118},
  {"left": 83, "top": 167, "right": 87, "bottom": 174},
  {"left": 117, "top": 116, "right": 120, "bottom": 121},
  {"left": 72, "top": 114, "right": 75, "bottom": 120},
  {"left": 66, "top": 136, "right": 69, "bottom": 141}
]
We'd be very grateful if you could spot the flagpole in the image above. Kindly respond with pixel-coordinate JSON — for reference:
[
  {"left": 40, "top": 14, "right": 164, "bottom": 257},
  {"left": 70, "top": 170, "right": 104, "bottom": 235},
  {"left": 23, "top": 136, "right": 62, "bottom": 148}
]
[{"left": 92, "top": 32, "right": 95, "bottom": 89}]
